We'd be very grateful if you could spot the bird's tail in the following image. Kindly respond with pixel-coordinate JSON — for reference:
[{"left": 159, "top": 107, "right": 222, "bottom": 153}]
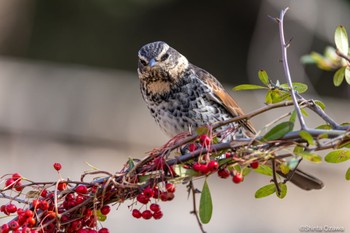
[{"left": 278, "top": 169, "right": 324, "bottom": 191}]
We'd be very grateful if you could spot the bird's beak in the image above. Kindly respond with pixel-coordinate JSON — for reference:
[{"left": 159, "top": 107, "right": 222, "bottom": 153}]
[{"left": 149, "top": 58, "right": 157, "bottom": 68}]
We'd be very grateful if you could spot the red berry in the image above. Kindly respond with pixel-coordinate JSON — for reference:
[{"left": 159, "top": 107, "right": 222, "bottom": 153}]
[
  {"left": 12, "top": 173, "right": 22, "bottom": 181},
  {"left": 232, "top": 173, "right": 244, "bottom": 184},
  {"left": 5, "top": 178, "right": 15, "bottom": 189},
  {"left": 143, "top": 187, "right": 154, "bottom": 198},
  {"left": 83, "top": 208, "right": 93, "bottom": 218},
  {"left": 1, "top": 223, "right": 10, "bottom": 233},
  {"left": 40, "top": 189, "right": 48, "bottom": 198},
  {"left": 39, "top": 200, "right": 49, "bottom": 211},
  {"left": 15, "top": 181, "right": 23, "bottom": 192},
  {"left": 100, "top": 205, "right": 111, "bottom": 215},
  {"left": 160, "top": 192, "right": 168, "bottom": 202},
  {"left": 66, "top": 193, "right": 75, "bottom": 201},
  {"left": 166, "top": 192, "right": 175, "bottom": 201},
  {"left": 98, "top": 228, "right": 109, "bottom": 233},
  {"left": 141, "top": 210, "right": 152, "bottom": 220},
  {"left": 165, "top": 183, "right": 176, "bottom": 193},
  {"left": 27, "top": 217, "right": 36, "bottom": 227},
  {"left": 32, "top": 199, "right": 40, "bottom": 209},
  {"left": 188, "top": 143, "right": 197, "bottom": 152},
  {"left": 225, "top": 152, "right": 232, "bottom": 158},
  {"left": 153, "top": 186, "right": 160, "bottom": 199},
  {"left": 218, "top": 168, "right": 230, "bottom": 178},
  {"left": 53, "top": 162, "right": 62, "bottom": 171},
  {"left": 58, "top": 181, "right": 67, "bottom": 191},
  {"left": 207, "top": 160, "right": 219, "bottom": 172},
  {"left": 153, "top": 210, "right": 163, "bottom": 220},
  {"left": 192, "top": 162, "right": 202, "bottom": 172},
  {"left": 199, "top": 164, "right": 209, "bottom": 174},
  {"left": 9, "top": 220, "right": 19, "bottom": 231},
  {"left": 5, "top": 203, "right": 17, "bottom": 213},
  {"left": 199, "top": 135, "right": 211, "bottom": 146},
  {"left": 25, "top": 209, "right": 34, "bottom": 218},
  {"left": 250, "top": 161, "right": 259, "bottom": 169},
  {"left": 76, "top": 194, "right": 85, "bottom": 204},
  {"left": 75, "top": 185, "right": 88, "bottom": 194},
  {"left": 132, "top": 209, "right": 142, "bottom": 219},
  {"left": 149, "top": 203, "right": 160, "bottom": 212},
  {"left": 136, "top": 193, "right": 149, "bottom": 204}
]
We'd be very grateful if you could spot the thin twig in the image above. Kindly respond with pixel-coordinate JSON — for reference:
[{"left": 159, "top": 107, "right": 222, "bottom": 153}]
[
  {"left": 277, "top": 7, "right": 307, "bottom": 130},
  {"left": 271, "top": 158, "right": 281, "bottom": 195}
]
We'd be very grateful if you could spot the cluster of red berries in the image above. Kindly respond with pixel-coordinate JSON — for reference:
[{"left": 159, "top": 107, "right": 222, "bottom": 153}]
[
  {"left": 132, "top": 183, "right": 176, "bottom": 220},
  {"left": 0, "top": 164, "right": 111, "bottom": 233}
]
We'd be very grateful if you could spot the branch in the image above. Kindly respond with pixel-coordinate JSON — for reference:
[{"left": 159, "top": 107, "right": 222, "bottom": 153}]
[
  {"left": 188, "top": 181, "right": 206, "bottom": 233},
  {"left": 277, "top": 7, "right": 307, "bottom": 130}
]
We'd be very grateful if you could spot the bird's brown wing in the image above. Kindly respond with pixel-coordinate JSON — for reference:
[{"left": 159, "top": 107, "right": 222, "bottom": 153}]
[{"left": 191, "top": 64, "right": 256, "bottom": 135}]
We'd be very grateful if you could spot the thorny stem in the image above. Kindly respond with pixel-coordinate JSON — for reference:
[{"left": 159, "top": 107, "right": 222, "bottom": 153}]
[
  {"left": 277, "top": 7, "right": 307, "bottom": 130},
  {"left": 189, "top": 180, "right": 206, "bottom": 233}
]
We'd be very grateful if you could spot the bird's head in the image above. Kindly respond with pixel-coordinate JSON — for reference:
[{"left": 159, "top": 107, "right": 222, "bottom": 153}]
[{"left": 137, "top": 41, "right": 189, "bottom": 94}]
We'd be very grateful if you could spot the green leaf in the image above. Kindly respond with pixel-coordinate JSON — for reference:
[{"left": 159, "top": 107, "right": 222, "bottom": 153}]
[
  {"left": 258, "top": 70, "right": 269, "bottom": 86},
  {"left": 173, "top": 164, "right": 200, "bottom": 177},
  {"left": 196, "top": 126, "right": 209, "bottom": 135},
  {"left": 289, "top": 110, "right": 296, "bottom": 124},
  {"left": 293, "top": 145, "right": 305, "bottom": 154},
  {"left": 299, "top": 131, "right": 314, "bottom": 145},
  {"left": 199, "top": 179, "right": 213, "bottom": 224},
  {"left": 276, "top": 183, "right": 287, "bottom": 199},
  {"left": 265, "top": 91, "right": 273, "bottom": 104},
  {"left": 333, "top": 66, "right": 345, "bottom": 86},
  {"left": 346, "top": 168, "right": 350, "bottom": 180},
  {"left": 345, "top": 67, "right": 350, "bottom": 85},
  {"left": 262, "top": 122, "right": 294, "bottom": 141},
  {"left": 255, "top": 184, "right": 276, "bottom": 198},
  {"left": 291, "top": 82, "right": 308, "bottom": 94},
  {"left": 269, "top": 89, "right": 290, "bottom": 103},
  {"left": 335, "top": 25, "right": 349, "bottom": 56},
  {"left": 314, "top": 100, "right": 326, "bottom": 110},
  {"left": 297, "top": 152, "right": 322, "bottom": 163},
  {"left": 242, "top": 167, "right": 251, "bottom": 176},
  {"left": 325, "top": 150, "right": 350, "bottom": 163},
  {"left": 279, "top": 163, "right": 290, "bottom": 175},
  {"left": 316, "top": 124, "right": 332, "bottom": 130},
  {"left": 252, "top": 164, "right": 273, "bottom": 176},
  {"left": 233, "top": 84, "right": 266, "bottom": 91},
  {"left": 96, "top": 210, "right": 107, "bottom": 221},
  {"left": 127, "top": 158, "right": 135, "bottom": 170},
  {"left": 301, "top": 108, "right": 309, "bottom": 117}
]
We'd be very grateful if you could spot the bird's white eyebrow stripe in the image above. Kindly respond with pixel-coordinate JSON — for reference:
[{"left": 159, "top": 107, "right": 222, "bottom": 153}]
[{"left": 138, "top": 53, "right": 148, "bottom": 62}]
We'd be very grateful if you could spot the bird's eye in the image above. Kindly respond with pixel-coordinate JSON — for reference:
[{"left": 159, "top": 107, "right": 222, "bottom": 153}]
[
  {"left": 139, "top": 59, "right": 148, "bottom": 66},
  {"left": 160, "top": 53, "right": 169, "bottom": 62}
]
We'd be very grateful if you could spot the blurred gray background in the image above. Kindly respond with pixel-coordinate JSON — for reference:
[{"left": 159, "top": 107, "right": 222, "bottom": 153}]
[{"left": 1, "top": 0, "right": 350, "bottom": 232}]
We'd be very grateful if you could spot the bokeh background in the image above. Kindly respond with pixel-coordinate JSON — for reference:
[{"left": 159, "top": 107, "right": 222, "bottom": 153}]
[{"left": 1, "top": 0, "right": 350, "bottom": 232}]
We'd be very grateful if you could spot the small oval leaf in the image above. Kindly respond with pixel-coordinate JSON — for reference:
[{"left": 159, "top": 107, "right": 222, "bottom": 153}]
[
  {"left": 316, "top": 124, "right": 332, "bottom": 130},
  {"left": 252, "top": 164, "right": 273, "bottom": 176},
  {"left": 335, "top": 25, "right": 349, "bottom": 56},
  {"left": 345, "top": 67, "right": 350, "bottom": 85},
  {"left": 276, "top": 183, "right": 287, "bottom": 199},
  {"left": 258, "top": 70, "right": 269, "bottom": 86},
  {"left": 346, "top": 167, "right": 350, "bottom": 180},
  {"left": 297, "top": 152, "right": 322, "bottom": 163},
  {"left": 325, "top": 150, "right": 350, "bottom": 163},
  {"left": 299, "top": 131, "right": 314, "bottom": 145},
  {"left": 262, "top": 122, "right": 294, "bottom": 141},
  {"left": 333, "top": 66, "right": 345, "bottom": 87},
  {"left": 233, "top": 84, "right": 266, "bottom": 91},
  {"left": 199, "top": 179, "right": 213, "bottom": 224},
  {"left": 314, "top": 100, "right": 326, "bottom": 110},
  {"left": 255, "top": 184, "right": 276, "bottom": 198}
]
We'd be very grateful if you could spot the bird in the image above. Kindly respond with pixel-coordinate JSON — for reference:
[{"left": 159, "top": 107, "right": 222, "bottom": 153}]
[{"left": 137, "top": 41, "right": 323, "bottom": 191}]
